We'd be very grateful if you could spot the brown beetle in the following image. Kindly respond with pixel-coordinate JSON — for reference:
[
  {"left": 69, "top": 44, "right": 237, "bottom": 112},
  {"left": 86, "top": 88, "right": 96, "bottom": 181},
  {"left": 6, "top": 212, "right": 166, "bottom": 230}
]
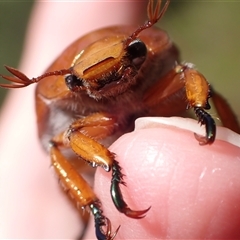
[{"left": 1, "top": 0, "right": 240, "bottom": 239}]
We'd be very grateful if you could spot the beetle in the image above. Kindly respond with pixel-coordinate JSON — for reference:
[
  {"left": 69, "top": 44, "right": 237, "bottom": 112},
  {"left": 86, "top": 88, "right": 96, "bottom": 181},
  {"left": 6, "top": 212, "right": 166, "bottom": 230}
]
[{"left": 1, "top": 0, "right": 240, "bottom": 239}]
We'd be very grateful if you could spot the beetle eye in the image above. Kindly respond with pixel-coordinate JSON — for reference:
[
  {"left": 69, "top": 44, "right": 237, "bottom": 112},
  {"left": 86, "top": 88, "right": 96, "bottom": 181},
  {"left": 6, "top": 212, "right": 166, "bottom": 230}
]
[
  {"left": 65, "top": 74, "right": 84, "bottom": 91},
  {"left": 126, "top": 39, "right": 147, "bottom": 69}
]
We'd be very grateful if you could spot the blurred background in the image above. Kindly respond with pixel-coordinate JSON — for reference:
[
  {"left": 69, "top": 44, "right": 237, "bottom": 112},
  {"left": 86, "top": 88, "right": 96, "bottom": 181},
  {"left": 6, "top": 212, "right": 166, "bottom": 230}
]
[
  {"left": 0, "top": 1, "right": 239, "bottom": 121},
  {"left": 0, "top": 2, "right": 33, "bottom": 104}
]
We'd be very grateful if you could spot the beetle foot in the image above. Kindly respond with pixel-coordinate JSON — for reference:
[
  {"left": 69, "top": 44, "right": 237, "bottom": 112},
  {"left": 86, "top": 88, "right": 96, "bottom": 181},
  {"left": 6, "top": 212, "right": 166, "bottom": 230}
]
[
  {"left": 89, "top": 201, "right": 120, "bottom": 240},
  {"left": 111, "top": 160, "right": 150, "bottom": 218},
  {"left": 194, "top": 107, "right": 216, "bottom": 145}
]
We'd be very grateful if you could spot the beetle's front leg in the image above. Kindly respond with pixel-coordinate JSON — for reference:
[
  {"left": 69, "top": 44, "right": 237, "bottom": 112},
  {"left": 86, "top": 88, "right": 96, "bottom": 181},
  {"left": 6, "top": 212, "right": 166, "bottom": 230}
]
[
  {"left": 143, "top": 63, "right": 216, "bottom": 145},
  {"left": 63, "top": 113, "right": 150, "bottom": 217},
  {"left": 175, "top": 64, "right": 216, "bottom": 145}
]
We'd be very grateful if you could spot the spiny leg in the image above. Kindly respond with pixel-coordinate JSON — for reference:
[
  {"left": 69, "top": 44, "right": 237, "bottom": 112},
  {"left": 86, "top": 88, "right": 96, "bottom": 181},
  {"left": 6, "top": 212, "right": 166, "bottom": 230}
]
[
  {"left": 50, "top": 142, "right": 118, "bottom": 240},
  {"left": 174, "top": 63, "right": 216, "bottom": 145},
  {"left": 67, "top": 112, "right": 150, "bottom": 218}
]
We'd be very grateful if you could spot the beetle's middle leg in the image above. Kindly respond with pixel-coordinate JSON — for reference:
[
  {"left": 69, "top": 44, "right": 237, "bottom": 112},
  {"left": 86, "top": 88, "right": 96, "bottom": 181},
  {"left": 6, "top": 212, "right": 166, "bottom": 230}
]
[{"left": 50, "top": 138, "right": 118, "bottom": 240}]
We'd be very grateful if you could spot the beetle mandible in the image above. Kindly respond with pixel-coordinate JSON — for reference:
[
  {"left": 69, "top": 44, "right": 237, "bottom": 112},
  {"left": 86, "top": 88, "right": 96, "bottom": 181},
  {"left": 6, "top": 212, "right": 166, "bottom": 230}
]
[{"left": 1, "top": 0, "right": 240, "bottom": 239}]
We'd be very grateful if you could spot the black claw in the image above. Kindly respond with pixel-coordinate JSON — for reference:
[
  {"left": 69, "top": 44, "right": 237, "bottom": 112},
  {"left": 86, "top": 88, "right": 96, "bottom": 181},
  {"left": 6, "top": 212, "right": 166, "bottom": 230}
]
[
  {"left": 96, "top": 221, "right": 108, "bottom": 240},
  {"left": 111, "top": 160, "right": 150, "bottom": 218},
  {"left": 89, "top": 201, "right": 119, "bottom": 240},
  {"left": 194, "top": 107, "right": 216, "bottom": 145}
]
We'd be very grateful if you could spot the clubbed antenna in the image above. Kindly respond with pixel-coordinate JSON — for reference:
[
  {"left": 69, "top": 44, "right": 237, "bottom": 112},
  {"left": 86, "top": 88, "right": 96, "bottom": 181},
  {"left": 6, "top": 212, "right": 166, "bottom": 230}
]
[
  {"left": 0, "top": 65, "right": 71, "bottom": 88},
  {"left": 126, "top": 0, "right": 170, "bottom": 45}
]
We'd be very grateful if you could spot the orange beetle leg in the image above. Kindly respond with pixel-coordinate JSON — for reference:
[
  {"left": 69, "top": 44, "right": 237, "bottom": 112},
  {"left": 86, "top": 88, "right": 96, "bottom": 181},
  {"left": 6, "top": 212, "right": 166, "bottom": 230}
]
[
  {"left": 175, "top": 64, "right": 216, "bottom": 145},
  {"left": 50, "top": 143, "right": 119, "bottom": 240},
  {"left": 143, "top": 63, "right": 217, "bottom": 145},
  {"left": 67, "top": 112, "right": 150, "bottom": 218}
]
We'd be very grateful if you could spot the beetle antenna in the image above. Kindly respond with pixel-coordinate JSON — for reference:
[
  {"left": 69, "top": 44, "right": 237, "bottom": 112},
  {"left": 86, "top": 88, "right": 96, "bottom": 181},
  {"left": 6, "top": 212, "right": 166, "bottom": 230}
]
[
  {"left": 0, "top": 65, "right": 71, "bottom": 88},
  {"left": 126, "top": 0, "right": 170, "bottom": 45}
]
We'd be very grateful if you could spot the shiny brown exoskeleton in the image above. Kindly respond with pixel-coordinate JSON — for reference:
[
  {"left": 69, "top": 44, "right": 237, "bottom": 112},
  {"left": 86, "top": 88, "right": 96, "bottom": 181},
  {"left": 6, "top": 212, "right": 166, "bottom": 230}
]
[{"left": 1, "top": 0, "right": 240, "bottom": 239}]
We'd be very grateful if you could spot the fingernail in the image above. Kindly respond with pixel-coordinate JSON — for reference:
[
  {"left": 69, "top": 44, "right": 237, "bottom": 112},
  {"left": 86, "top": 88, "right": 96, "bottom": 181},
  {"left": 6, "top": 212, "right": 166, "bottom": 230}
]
[{"left": 135, "top": 117, "right": 240, "bottom": 147}]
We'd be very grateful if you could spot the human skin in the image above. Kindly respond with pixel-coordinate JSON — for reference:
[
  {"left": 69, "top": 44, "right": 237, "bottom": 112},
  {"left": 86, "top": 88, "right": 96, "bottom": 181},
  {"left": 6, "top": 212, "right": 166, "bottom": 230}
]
[
  {"left": 85, "top": 117, "right": 240, "bottom": 239},
  {"left": 1, "top": 1, "right": 240, "bottom": 239}
]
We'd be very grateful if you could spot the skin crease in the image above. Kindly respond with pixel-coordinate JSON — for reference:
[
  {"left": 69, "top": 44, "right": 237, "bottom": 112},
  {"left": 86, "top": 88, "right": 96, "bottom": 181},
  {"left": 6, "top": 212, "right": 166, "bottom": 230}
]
[{"left": 0, "top": 1, "right": 240, "bottom": 240}]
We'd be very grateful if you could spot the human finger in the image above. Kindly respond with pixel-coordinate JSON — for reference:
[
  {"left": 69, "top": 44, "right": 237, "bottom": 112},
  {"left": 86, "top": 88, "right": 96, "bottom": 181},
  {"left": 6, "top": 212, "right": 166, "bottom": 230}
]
[{"left": 85, "top": 117, "right": 240, "bottom": 239}]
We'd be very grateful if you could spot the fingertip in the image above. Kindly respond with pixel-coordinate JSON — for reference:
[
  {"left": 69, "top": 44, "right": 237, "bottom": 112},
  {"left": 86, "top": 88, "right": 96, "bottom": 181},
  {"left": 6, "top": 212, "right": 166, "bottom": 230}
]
[{"left": 93, "top": 120, "right": 240, "bottom": 238}]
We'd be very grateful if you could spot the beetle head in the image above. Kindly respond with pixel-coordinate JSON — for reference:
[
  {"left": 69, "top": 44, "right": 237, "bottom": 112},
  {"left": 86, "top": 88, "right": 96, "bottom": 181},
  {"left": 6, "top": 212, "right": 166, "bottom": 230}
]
[
  {"left": 64, "top": 0, "right": 170, "bottom": 100},
  {"left": 64, "top": 36, "right": 148, "bottom": 100},
  {"left": 0, "top": 0, "right": 170, "bottom": 98}
]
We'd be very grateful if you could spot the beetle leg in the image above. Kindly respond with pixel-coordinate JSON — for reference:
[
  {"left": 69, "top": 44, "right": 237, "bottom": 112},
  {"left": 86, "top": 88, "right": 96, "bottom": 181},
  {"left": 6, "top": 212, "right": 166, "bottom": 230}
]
[
  {"left": 143, "top": 63, "right": 218, "bottom": 145},
  {"left": 178, "top": 63, "right": 216, "bottom": 145},
  {"left": 50, "top": 141, "right": 119, "bottom": 240},
  {"left": 66, "top": 112, "right": 150, "bottom": 218}
]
